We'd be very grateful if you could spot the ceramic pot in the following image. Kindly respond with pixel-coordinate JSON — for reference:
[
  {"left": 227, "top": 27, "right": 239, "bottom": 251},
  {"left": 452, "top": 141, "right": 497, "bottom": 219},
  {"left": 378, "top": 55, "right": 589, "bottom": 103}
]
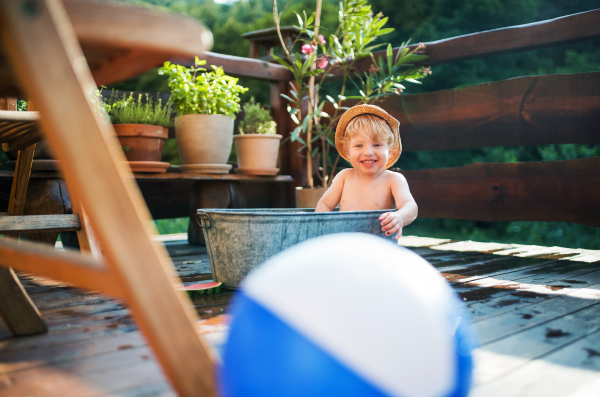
[
  {"left": 233, "top": 134, "right": 282, "bottom": 174},
  {"left": 295, "top": 186, "right": 327, "bottom": 208},
  {"left": 175, "top": 114, "right": 234, "bottom": 165},
  {"left": 113, "top": 124, "right": 167, "bottom": 162}
]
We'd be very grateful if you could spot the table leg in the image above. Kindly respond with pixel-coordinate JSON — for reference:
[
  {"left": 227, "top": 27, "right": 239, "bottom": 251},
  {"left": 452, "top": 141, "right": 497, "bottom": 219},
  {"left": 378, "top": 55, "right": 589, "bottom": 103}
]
[
  {"left": 0, "top": 145, "right": 47, "bottom": 336},
  {"left": 188, "top": 180, "right": 246, "bottom": 245}
]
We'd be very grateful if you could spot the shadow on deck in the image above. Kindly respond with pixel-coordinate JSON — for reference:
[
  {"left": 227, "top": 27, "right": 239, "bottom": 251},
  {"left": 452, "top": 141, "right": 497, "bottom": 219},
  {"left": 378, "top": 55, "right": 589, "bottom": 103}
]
[{"left": 1, "top": 234, "right": 599, "bottom": 396}]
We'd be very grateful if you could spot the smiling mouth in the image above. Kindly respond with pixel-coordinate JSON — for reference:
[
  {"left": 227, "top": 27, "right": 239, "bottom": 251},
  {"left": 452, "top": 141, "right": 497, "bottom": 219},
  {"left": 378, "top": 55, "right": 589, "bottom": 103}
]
[{"left": 361, "top": 160, "right": 377, "bottom": 164}]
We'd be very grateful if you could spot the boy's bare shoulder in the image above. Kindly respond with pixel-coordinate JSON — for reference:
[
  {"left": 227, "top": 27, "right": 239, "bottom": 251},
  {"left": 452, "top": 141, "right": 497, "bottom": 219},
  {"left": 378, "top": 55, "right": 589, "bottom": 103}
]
[
  {"left": 336, "top": 168, "right": 356, "bottom": 180},
  {"left": 383, "top": 170, "right": 408, "bottom": 184}
]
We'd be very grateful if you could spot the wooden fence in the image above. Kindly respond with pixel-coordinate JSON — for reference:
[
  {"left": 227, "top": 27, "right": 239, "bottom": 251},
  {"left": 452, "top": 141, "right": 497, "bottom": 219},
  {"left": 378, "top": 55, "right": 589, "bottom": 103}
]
[{"left": 180, "top": 9, "right": 600, "bottom": 226}]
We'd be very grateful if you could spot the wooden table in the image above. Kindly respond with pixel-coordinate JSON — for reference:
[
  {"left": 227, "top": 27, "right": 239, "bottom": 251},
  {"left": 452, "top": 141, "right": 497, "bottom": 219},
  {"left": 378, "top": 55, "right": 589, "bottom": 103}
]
[{"left": 0, "top": 169, "right": 294, "bottom": 245}]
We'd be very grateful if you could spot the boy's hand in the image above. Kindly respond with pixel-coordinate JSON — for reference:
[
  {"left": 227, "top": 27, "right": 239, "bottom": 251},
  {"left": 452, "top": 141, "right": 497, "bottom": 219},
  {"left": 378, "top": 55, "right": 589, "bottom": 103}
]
[{"left": 379, "top": 211, "right": 404, "bottom": 240}]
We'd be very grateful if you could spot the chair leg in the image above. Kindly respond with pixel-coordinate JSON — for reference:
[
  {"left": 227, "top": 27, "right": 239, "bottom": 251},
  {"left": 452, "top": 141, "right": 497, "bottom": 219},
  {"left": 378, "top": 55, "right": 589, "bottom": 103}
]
[
  {"left": 0, "top": 144, "right": 47, "bottom": 336},
  {"left": 71, "top": 200, "right": 102, "bottom": 259},
  {"left": 0, "top": 267, "right": 47, "bottom": 336}
]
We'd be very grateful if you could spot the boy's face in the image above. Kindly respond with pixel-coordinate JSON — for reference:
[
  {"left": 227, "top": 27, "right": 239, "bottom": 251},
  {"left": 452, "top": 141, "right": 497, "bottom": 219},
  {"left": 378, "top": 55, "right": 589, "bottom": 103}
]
[{"left": 348, "top": 132, "right": 390, "bottom": 176}]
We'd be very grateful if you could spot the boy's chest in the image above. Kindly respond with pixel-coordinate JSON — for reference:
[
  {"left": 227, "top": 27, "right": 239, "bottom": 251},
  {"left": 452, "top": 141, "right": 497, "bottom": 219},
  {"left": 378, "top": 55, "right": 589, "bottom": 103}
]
[{"left": 339, "top": 178, "right": 395, "bottom": 211}]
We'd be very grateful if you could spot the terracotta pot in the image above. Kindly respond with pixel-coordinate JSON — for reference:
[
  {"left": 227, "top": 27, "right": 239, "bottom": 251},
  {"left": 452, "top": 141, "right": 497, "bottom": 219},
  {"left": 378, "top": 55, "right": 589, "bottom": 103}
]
[
  {"left": 175, "top": 114, "right": 234, "bottom": 165},
  {"left": 113, "top": 124, "right": 167, "bottom": 162},
  {"left": 234, "top": 134, "right": 282, "bottom": 172},
  {"left": 295, "top": 186, "right": 328, "bottom": 208}
]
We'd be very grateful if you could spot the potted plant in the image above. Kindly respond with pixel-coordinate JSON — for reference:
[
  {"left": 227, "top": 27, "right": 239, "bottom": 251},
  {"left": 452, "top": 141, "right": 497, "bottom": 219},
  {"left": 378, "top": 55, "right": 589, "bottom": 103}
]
[
  {"left": 158, "top": 57, "right": 248, "bottom": 174},
  {"left": 105, "top": 91, "right": 174, "bottom": 173},
  {"left": 272, "top": 0, "right": 431, "bottom": 207},
  {"left": 234, "top": 97, "right": 281, "bottom": 175}
]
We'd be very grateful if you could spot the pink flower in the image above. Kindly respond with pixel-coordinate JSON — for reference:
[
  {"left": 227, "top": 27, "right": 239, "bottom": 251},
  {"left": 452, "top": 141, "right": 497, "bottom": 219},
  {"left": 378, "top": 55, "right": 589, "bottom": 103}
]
[
  {"left": 317, "top": 56, "right": 328, "bottom": 69},
  {"left": 301, "top": 44, "right": 315, "bottom": 55},
  {"left": 318, "top": 34, "right": 326, "bottom": 46}
]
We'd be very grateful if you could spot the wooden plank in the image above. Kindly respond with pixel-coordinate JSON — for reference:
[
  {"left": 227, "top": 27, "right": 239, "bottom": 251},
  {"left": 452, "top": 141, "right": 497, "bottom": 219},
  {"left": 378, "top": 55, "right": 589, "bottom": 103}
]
[
  {"left": 397, "top": 235, "right": 453, "bottom": 247},
  {"left": 135, "top": 172, "right": 293, "bottom": 182},
  {"left": 373, "top": 73, "right": 600, "bottom": 151},
  {"left": 1, "top": 129, "right": 45, "bottom": 153},
  {"left": 0, "top": 238, "right": 124, "bottom": 299},
  {"left": 0, "top": 214, "right": 80, "bottom": 233},
  {"left": 402, "top": 157, "right": 600, "bottom": 226},
  {"left": 466, "top": 267, "right": 600, "bottom": 324},
  {"left": 457, "top": 260, "right": 600, "bottom": 305},
  {"left": 7, "top": 144, "right": 35, "bottom": 216},
  {"left": 472, "top": 273, "right": 600, "bottom": 345},
  {"left": 340, "top": 9, "right": 600, "bottom": 76},
  {"left": 471, "top": 328, "right": 600, "bottom": 397},
  {"left": 0, "top": 330, "right": 149, "bottom": 375},
  {"left": 173, "top": 51, "right": 293, "bottom": 82},
  {"left": 0, "top": 1, "right": 216, "bottom": 396},
  {"left": 473, "top": 301, "right": 600, "bottom": 387},
  {"left": 0, "top": 348, "right": 171, "bottom": 397},
  {"left": 0, "top": 110, "right": 39, "bottom": 122}
]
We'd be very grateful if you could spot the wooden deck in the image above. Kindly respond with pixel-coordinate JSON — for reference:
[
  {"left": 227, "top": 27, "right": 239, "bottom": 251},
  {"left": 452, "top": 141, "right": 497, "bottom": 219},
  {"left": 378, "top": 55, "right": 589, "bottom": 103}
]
[{"left": 1, "top": 234, "right": 599, "bottom": 396}]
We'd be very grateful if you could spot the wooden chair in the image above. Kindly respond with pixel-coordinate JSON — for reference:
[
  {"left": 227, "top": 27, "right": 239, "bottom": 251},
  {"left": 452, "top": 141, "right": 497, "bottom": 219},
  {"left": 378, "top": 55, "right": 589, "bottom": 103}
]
[
  {"left": 0, "top": 1, "right": 216, "bottom": 396},
  {"left": 0, "top": 97, "right": 101, "bottom": 336}
]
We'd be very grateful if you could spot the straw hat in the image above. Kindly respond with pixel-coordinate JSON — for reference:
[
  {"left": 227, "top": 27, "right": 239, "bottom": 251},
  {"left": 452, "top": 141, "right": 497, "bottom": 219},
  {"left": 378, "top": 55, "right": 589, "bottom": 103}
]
[{"left": 335, "top": 104, "right": 401, "bottom": 169}]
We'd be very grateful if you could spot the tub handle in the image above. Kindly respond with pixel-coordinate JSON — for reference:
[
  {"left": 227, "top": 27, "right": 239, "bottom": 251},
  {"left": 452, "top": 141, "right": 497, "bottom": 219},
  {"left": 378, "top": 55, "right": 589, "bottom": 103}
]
[{"left": 196, "top": 211, "right": 212, "bottom": 229}]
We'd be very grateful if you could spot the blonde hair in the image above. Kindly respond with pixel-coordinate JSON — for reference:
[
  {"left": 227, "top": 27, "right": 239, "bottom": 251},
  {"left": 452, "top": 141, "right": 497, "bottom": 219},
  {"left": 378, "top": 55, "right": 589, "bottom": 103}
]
[{"left": 339, "top": 114, "right": 394, "bottom": 153}]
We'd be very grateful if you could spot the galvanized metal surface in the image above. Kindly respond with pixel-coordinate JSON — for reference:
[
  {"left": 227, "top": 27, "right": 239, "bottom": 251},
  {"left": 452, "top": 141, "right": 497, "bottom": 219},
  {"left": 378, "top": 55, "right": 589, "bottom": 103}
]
[{"left": 197, "top": 208, "right": 395, "bottom": 288}]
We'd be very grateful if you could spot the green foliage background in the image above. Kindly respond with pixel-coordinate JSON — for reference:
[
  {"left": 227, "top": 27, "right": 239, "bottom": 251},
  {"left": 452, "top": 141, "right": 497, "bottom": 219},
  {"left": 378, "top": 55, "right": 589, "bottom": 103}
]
[{"left": 10, "top": 0, "right": 599, "bottom": 247}]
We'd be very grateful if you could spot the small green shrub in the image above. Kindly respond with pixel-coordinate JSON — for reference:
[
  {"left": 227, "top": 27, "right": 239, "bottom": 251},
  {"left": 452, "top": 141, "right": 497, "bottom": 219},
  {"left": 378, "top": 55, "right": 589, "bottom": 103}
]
[
  {"left": 158, "top": 57, "right": 248, "bottom": 117},
  {"left": 239, "top": 97, "right": 277, "bottom": 134},
  {"left": 105, "top": 91, "right": 174, "bottom": 127}
]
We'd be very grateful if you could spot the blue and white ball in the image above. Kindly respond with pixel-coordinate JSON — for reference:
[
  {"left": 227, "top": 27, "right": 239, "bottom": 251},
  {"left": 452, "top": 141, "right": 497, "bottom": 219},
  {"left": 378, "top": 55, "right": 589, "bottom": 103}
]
[{"left": 220, "top": 233, "right": 475, "bottom": 397}]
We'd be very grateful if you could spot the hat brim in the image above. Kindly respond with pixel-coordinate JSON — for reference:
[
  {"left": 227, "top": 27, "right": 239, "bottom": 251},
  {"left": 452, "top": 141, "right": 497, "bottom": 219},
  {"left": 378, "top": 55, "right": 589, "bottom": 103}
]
[{"left": 335, "top": 104, "right": 401, "bottom": 169}]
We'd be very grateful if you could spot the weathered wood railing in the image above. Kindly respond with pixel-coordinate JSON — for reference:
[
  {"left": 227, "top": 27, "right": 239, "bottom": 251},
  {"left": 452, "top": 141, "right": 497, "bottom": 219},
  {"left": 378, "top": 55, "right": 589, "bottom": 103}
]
[{"left": 179, "top": 9, "right": 600, "bottom": 226}]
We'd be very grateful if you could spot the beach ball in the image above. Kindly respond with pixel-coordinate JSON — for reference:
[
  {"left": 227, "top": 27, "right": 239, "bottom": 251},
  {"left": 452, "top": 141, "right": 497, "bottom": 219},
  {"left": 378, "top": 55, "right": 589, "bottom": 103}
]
[{"left": 220, "top": 233, "right": 475, "bottom": 397}]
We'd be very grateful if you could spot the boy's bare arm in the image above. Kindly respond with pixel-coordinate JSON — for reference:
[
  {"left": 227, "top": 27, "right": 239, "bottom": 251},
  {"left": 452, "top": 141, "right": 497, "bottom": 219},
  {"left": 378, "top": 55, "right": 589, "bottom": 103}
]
[
  {"left": 315, "top": 170, "right": 347, "bottom": 212},
  {"left": 379, "top": 172, "right": 418, "bottom": 239}
]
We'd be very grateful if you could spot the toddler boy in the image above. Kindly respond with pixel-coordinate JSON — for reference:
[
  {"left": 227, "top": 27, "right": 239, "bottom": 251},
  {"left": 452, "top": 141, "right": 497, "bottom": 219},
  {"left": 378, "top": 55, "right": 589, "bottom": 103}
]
[{"left": 315, "top": 104, "right": 417, "bottom": 240}]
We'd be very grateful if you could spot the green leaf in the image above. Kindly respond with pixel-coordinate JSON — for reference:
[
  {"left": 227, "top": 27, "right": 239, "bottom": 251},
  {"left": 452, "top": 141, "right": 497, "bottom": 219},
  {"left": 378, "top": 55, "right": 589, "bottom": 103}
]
[
  {"left": 311, "top": 146, "right": 320, "bottom": 158},
  {"left": 295, "top": 12, "right": 303, "bottom": 28},
  {"left": 272, "top": 54, "right": 295, "bottom": 73},
  {"left": 290, "top": 113, "right": 300, "bottom": 125},
  {"left": 280, "top": 93, "right": 297, "bottom": 103},
  {"left": 291, "top": 126, "right": 302, "bottom": 141},
  {"left": 386, "top": 44, "right": 393, "bottom": 74},
  {"left": 302, "top": 115, "right": 310, "bottom": 132},
  {"left": 377, "top": 28, "right": 394, "bottom": 36}
]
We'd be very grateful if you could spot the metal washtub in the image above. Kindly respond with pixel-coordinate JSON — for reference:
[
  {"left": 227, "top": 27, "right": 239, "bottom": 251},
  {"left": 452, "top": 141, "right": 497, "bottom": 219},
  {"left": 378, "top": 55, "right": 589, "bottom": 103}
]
[{"left": 196, "top": 208, "right": 395, "bottom": 289}]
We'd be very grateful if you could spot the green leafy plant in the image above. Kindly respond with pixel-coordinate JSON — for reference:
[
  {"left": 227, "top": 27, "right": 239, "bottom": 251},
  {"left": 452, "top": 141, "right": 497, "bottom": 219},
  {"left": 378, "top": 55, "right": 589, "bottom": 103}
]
[
  {"left": 158, "top": 57, "right": 248, "bottom": 117},
  {"left": 272, "top": 0, "right": 431, "bottom": 188},
  {"left": 17, "top": 100, "right": 28, "bottom": 111},
  {"left": 104, "top": 91, "right": 174, "bottom": 127},
  {"left": 239, "top": 97, "right": 277, "bottom": 134}
]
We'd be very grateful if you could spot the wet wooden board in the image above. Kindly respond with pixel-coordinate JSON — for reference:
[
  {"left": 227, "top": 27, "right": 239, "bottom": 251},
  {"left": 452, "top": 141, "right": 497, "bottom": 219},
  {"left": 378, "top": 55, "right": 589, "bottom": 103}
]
[{"left": 0, "top": 234, "right": 599, "bottom": 395}]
